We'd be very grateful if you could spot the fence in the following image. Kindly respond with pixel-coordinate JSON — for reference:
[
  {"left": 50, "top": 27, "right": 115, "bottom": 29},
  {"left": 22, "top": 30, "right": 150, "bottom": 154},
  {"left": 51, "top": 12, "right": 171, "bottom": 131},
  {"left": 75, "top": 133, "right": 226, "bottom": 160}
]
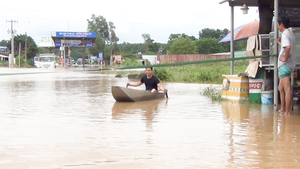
[{"left": 158, "top": 54, "right": 230, "bottom": 64}]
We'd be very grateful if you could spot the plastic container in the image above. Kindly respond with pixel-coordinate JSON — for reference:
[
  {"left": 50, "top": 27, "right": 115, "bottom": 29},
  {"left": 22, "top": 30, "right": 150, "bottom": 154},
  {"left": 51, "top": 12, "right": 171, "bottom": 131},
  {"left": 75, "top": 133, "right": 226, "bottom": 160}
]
[
  {"left": 261, "top": 90, "right": 274, "bottom": 104},
  {"left": 249, "top": 78, "right": 264, "bottom": 103}
]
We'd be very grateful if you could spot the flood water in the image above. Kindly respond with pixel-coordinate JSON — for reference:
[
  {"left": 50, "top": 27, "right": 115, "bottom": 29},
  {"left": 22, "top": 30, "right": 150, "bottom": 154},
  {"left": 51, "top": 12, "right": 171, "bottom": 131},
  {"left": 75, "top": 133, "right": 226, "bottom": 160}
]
[{"left": 1, "top": 68, "right": 300, "bottom": 169}]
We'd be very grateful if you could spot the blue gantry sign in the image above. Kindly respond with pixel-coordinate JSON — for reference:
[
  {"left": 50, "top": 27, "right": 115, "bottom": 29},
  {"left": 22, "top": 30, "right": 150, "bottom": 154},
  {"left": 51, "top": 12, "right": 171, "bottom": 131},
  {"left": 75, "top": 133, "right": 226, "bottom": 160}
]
[{"left": 53, "top": 32, "right": 96, "bottom": 38}]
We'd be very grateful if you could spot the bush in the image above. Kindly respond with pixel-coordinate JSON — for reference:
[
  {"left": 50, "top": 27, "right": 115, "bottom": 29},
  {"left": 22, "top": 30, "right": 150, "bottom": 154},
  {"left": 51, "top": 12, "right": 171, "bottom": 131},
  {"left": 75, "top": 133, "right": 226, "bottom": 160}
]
[
  {"left": 202, "top": 86, "right": 223, "bottom": 102},
  {"left": 153, "top": 67, "right": 170, "bottom": 81}
]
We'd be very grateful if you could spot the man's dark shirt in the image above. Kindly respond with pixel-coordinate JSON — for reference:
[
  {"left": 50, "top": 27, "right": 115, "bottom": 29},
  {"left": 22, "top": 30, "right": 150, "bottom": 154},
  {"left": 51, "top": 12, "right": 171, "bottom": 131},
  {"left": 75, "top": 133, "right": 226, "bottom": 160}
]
[{"left": 140, "top": 75, "right": 160, "bottom": 91}]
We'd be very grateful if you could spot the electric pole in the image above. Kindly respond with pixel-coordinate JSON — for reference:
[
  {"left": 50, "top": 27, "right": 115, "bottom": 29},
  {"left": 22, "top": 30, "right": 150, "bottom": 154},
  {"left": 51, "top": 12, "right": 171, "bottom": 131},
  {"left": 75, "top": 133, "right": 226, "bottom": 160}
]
[
  {"left": 7, "top": 20, "right": 18, "bottom": 68},
  {"left": 25, "top": 32, "right": 27, "bottom": 68}
]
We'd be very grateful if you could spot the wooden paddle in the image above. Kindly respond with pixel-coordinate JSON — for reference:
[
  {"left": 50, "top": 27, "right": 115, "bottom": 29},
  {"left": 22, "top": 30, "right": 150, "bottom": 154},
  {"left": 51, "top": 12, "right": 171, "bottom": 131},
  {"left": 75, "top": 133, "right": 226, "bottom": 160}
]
[{"left": 165, "top": 92, "right": 168, "bottom": 99}]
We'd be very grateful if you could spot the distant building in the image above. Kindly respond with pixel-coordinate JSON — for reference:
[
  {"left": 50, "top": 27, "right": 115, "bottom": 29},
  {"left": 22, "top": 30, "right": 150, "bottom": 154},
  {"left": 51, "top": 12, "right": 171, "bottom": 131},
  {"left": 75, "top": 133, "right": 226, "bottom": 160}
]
[{"left": 142, "top": 55, "right": 157, "bottom": 65}]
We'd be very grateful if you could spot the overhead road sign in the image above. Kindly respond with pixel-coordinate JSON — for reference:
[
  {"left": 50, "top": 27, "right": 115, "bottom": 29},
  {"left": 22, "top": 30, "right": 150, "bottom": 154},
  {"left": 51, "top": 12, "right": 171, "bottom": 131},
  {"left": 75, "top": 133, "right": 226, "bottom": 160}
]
[
  {"left": 55, "top": 43, "right": 93, "bottom": 47},
  {"left": 52, "top": 32, "right": 96, "bottom": 38},
  {"left": 61, "top": 40, "right": 81, "bottom": 44},
  {"left": 51, "top": 31, "right": 96, "bottom": 48}
]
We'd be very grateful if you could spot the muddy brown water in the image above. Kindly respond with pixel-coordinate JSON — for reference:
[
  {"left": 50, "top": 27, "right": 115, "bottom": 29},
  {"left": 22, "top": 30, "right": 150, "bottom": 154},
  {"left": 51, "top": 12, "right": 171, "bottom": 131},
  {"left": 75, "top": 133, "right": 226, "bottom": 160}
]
[{"left": 1, "top": 68, "right": 300, "bottom": 169}]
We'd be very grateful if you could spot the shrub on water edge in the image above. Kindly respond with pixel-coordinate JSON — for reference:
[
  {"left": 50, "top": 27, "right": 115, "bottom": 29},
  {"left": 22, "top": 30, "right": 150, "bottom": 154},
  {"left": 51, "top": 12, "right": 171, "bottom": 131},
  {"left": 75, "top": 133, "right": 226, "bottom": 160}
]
[
  {"left": 153, "top": 67, "right": 170, "bottom": 81},
  {"left": 202, "top": 86, "right": 224, "bottom": 102}
]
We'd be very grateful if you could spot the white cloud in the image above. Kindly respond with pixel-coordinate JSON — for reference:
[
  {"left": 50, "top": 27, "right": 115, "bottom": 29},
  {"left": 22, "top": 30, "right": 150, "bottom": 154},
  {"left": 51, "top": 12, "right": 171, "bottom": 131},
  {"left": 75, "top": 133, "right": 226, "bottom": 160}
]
[{"left": 0, "top": 0, "right": 258, "bottom": 45}]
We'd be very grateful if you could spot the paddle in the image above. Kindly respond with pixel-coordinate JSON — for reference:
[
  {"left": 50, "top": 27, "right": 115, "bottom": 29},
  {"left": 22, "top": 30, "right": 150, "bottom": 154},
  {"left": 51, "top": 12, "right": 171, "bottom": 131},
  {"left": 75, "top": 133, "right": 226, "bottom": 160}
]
[{"left": 165, "top": 92, "right": 168, "bottom": 99}]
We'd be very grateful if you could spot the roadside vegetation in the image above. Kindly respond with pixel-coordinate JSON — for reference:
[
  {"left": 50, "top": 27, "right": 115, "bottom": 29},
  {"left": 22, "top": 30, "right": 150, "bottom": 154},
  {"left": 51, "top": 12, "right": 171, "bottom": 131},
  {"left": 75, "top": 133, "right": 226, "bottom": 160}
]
[
  {"left": 111, "top": 58, "right": 249, "bottom": 102},
  {"left": 115, "top": 58, "right": 248, "bottom": 84}
]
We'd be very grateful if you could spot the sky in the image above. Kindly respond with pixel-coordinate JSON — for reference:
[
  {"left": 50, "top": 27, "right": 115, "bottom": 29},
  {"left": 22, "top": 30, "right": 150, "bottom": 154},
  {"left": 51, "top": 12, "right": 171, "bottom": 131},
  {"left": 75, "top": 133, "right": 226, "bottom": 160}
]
[{"left": 0, "top": 0, "right": 258, "bottom": 45}]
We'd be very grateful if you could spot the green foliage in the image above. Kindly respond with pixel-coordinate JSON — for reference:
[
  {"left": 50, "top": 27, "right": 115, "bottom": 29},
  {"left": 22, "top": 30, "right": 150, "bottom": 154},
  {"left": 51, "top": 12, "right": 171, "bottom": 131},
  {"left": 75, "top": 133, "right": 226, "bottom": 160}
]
[
  {"left": 235, "top": 40, "right": 247, "bottom": 51},
  {"left": 2, "top": 56, "right": 35, "bottom": 68},
  {"left": 218, "top": 40, "right": 247, "bottom": 52},
  {"left": 167, "top": 33, "right": 197, "bottom": 47},
  {"left": 202, "top": 86, "right": 223, "bottom": 102},
  {"left": 69, "top": 48, "right": 85, "bottom": 61},
  {"left": 122, "top": 58, "right": 140, "bottom": 67},
  {"left": 88, "top": 34, "right": 106, "bottom": 57},
  {"left": 169, "top": 37, "right": 197, "bottom": 54},
  {"left": 195, "top": 38, "right": 225, "bottom": 54},
  {"left": 0, "top": 40, "right": 8, "bottom": 46},
  {"left": 149, "top": 60, "right": 249, "bottom": 84},
  {"left": 121, "top": 52, "right": 136, "bottom": 60},
  {"left": 153, "top": 67, "right": 170, "bottom": 81},
  {"left": 199, "top": 28, "right": 229, "bottom": 39},
  {"left": 7, "top": 34, "right": 38, "bottom": 60},
  {"left": 0, "top": 61, "right": 9, "bottom": 67},
  {"left": 87, "top": 14, "right": 109, "bottom": 42},
  {"left": 87, "top": 14, "right": 118, "bottom": 61}
]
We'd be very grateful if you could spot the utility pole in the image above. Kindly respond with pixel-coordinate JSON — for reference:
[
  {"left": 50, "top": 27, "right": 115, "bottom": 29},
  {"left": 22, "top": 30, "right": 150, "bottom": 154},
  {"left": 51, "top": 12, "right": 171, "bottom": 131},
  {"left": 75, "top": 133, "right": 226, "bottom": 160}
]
[
  {"left": 25, "top": 32, "right": 27, "bottom": 67},
  {"left": 7, "top": 20, "right": 18, "bottom": 68},
  {"left": 18, "top": 42, "right": 21, "bottom": 67}
]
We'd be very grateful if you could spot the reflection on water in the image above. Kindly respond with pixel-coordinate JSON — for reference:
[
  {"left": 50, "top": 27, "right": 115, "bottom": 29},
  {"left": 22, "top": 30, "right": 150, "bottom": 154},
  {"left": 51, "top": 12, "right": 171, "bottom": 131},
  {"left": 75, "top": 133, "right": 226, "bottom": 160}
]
[
  {"left": 1, "top": 69, "right": 300, "bottom": 168},
  {"left": 112, "top": 100, "right": 167, "bottom": 132}
]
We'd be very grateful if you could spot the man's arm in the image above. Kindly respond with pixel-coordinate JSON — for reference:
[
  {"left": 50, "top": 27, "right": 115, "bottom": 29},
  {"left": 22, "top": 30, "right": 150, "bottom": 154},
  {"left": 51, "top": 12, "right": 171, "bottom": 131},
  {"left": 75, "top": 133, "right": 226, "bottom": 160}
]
[
  {"left": 276, "top": 38, "right": 281, "bottom": 46},
  {"left": 157, "top": 83, "right": 168, "bottom": 93},
  {"left": 127, "top": 81, "right": 142, "bottom": 87},
  {"left": 279, "top": 33, "right": 291, "bottom": 62},
  {"left": 280, "top": 45, "right": 291, "bottom": 62}
]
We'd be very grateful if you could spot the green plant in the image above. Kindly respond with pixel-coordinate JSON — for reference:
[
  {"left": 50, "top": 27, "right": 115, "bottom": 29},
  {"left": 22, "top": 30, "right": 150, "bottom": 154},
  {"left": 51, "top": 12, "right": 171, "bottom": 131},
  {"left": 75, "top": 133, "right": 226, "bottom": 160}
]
[
  {"left": 202, "top": 86, "right": 224, "bottom": 102},
  {"left": 153, "top": 67, "right": 170, "bottom": 81}
]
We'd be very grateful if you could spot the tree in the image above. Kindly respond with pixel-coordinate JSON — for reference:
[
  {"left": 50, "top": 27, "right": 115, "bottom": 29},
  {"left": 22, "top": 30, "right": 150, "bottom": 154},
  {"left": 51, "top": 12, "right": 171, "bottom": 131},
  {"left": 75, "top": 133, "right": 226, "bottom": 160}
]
[
  {"left": 142, "top": 33, "right": 154, "bottom": 53},
  {"left": 194, "top": 38, "right": 225, "bottom": 54},
  {"left": 167, "top": 33, "right": 196, "bottom": 47},
  {"left": 0, "top": 40, "right": 8, "bottom": 47},
  {"left": 7, "top": 34, "right": 38, "bottom": 59},
  {"left": 169, "top": 37, "right": 197, "bottom": 54},
  {"left": 199, "top": 28, "right": 229, "bottom": 39},
  {"left": 108, "top": 21, "right": 119, "bottom": 56},
  {"left": 88, "top": 34, "right": 106, "bottom": 56},
  {"left": 87, "top": 14, "right": 109, "bottom": 43},
  {"left": 87, "top": 14, "right": 118, "bottom": 60}
]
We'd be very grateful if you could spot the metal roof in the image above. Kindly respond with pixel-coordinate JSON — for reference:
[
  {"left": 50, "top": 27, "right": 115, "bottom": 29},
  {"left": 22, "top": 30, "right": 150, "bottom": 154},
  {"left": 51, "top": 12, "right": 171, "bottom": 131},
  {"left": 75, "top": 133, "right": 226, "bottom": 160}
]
[
  {"left": 220, "top": 0, "right": 300, "bottom": 8},
  {"left": 220, "top": 0, "right": 300, "bottom": 27}
]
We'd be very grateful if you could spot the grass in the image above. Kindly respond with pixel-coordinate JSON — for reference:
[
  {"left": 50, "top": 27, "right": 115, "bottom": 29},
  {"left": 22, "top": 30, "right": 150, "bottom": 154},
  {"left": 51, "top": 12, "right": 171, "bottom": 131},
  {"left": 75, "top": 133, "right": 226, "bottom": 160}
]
[{"left": 153, "top": 60, "right": 249, "bottom": 84}]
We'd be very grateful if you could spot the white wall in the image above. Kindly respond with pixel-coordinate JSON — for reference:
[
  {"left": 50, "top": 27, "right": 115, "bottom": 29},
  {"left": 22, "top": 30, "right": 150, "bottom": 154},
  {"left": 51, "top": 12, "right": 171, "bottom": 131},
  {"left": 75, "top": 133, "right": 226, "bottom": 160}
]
[{"left": 141, "top": 55, "right": 157, "bottom": 65}]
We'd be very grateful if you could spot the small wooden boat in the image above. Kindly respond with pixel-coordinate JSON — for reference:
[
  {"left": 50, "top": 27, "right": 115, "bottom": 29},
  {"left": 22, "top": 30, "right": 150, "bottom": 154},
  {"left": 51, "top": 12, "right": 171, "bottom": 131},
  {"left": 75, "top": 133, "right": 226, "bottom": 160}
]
[{"left": 112, "top": 86, "right": 166, "bottom": 102}]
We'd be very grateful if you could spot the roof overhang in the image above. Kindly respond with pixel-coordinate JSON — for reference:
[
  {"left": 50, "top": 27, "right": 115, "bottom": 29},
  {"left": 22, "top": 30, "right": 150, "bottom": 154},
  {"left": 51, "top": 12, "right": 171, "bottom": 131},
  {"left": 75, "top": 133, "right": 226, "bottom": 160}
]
[{"left": 219, "top": 0, "right": 300, "bottom": 8}]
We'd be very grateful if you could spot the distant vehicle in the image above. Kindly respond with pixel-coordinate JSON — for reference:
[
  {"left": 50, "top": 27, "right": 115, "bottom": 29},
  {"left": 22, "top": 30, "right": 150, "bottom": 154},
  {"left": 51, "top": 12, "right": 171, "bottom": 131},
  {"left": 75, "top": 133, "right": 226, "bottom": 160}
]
[
  {"left": 34, "top": 53, "right": 56, "bottom": 68},
  {"left": 76, "top": 58, "right": 89, "bottom": 65}
]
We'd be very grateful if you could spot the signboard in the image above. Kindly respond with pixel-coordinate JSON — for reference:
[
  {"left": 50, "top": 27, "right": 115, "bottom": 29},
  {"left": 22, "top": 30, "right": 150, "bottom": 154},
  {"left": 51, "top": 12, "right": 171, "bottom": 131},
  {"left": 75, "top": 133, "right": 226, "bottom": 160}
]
[
  {"left": 249, "top": 82, "right": 263, "bottom": 89},
  {"left": 53, "top": 32, "right": 96, "bottom": 38},
  {"left": 98, "top": 52, "right": 103, "bottom": 61},
  {"left": 55, "top": 43, "right": 93, "bottom": 47},
  {"left": 61, "top": 40, "right": 81, "bottom": 44}
]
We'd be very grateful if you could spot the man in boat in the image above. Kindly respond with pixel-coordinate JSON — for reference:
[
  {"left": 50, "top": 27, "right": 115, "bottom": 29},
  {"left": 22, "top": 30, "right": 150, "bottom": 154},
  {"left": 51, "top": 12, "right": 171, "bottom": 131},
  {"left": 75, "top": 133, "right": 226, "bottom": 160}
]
[
  {"left": 276, "top": 17, "right": 296, "bottom": 115},
  {"left": 126, "top": 67, "right": 168, "bottom": 93}
]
